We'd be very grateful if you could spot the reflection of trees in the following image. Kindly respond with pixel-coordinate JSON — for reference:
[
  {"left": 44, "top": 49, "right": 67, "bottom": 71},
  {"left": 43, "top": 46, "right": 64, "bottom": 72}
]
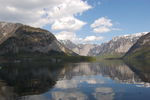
[{"left": 0, "top": 62, "right": 65, "bottom": 99}]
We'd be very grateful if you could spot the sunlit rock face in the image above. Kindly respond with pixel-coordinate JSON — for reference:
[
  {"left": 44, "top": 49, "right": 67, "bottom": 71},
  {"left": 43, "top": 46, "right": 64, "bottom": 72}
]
[
  {"left": 60, "top": 32, "right": 148, "bottom": 56},
  {"left": 60, "top": 40, "right": 99, "bottom": 56},
  {"left": 0, "top": 22, "right": 76, "bottom": 56},
  {"left": 89, "top": 32, "right": 148, "bottom": 56}
]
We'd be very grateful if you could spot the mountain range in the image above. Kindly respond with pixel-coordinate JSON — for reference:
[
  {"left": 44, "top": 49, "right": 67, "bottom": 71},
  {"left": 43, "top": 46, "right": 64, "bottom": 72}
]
[
  {"left": 0, "top": 21, "right": 149, "bottom": 61},
  {"left": 60, "top": 32, "right": 148, "bottom": 56},
  {"left": 60, "top": 40, "right": 99, "bottom": 56}
]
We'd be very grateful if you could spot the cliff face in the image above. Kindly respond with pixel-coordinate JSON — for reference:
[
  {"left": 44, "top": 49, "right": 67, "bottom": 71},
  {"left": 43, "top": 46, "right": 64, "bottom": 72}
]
[
  {"left": 60, "top": 32, "right": 147, "bottom": 56},
  {"left": 89, "top": 32, "right": 148, "bottom": 56},
  {"left": 0, "top": 22, "right": 76, "bottom": 56},
  {"left": 124, "top": 32, "right": 150, "bottom": 61},
  {"left": 60, "top": 40, "right": 98, "bottom": 56}
]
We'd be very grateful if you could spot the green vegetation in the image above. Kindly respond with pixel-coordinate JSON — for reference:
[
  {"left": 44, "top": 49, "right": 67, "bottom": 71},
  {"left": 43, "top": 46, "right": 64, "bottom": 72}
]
[
  {"left": 20, "top": 25, "right": 49, "bottom": 33},
  {"left": 124, "top": 47, "right": 150, "bottom": 64},
  {"left": 123, "top": 32, "right": 150, "bottom": 64},
  {"left": 92, "top": 54, "right": 124, "bottom": 66},
  {"left": 95, "top": 53, "right": 123, "bottom": 61},
  {"left": 56, "top": 56, "right": 96, "bottom": 62},
  {"left": 1, "top": 51, "right": 95, "bottom": 63}
]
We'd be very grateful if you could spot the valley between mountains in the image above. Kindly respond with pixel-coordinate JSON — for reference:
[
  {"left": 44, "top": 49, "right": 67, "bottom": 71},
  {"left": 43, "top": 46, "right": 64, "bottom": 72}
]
[{"left": 0, "top": 22, "right": 149, "bottom": 62}]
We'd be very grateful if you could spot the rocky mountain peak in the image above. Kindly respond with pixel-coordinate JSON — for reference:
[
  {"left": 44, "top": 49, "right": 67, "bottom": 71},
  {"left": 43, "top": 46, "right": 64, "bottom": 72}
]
[{"left": 0, "top": 22, "right": 76, "bottom": 56}]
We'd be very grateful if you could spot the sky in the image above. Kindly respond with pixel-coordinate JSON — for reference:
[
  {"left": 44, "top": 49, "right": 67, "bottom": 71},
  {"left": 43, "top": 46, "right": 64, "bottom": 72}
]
[{"left": 0, "top": 0, "right": 150, "bottom": 44}]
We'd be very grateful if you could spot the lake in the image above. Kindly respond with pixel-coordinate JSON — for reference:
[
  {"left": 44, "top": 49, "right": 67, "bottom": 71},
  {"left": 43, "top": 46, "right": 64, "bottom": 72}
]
[{"left": 0, "top": 60, "right": 150, "bottom": 100}]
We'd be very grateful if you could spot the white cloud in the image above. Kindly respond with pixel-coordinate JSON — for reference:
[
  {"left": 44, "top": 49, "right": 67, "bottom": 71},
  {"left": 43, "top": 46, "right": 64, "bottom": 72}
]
[
  {"left": 47, "top": 0, "right": 91, "bottom": 19},
  {"left": 0, "top": 0, "right": 91, "bottom": 30},
  {"left": 51, "top": 16, "right": 86, "bottom": 31},
  {"left": 91, "top": 17, "right": 119, "bottom": 33},
  {"left": 55, "top": 31, "right": 103, "bottom": 43},
  {"left": 83, "top": 36, "right": 103, "bottom": 42},
  {"left": 93, "top": 26, "right": 111, "bottom": 33},
  {"left": 6, "top": 6, "right": 18, "bottom": 12},
  {"left": 91, "top": 17, "right": 112, "bottom": 28},
  {"left": 48, "top": 0, "right": 91, "bottom": 31},
  {"left": 55, "top": 31, "right": 82, "bottom": 43}
]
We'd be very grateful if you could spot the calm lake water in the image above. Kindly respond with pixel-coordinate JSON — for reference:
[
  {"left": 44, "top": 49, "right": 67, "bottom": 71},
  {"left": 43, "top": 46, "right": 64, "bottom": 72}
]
[{"left": 0, "top": 60, "right": 150, "bottom": 100}]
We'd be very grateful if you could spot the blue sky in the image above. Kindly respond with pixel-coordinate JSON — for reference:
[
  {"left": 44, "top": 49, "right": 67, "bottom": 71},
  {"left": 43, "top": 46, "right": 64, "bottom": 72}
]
[
  {"left": 0, "top": 0, "right": 150, "bottom": 44},
  {"left": 74, "top": 0, "right": 150, "bottom": 43},
  {"left": 47, "top": 0, "right": 150, "bottom": 43}
]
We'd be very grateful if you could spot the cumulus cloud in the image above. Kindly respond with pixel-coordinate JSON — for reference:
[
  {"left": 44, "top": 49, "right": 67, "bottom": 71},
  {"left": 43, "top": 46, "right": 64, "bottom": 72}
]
[
  {"left": 55, "top": 31, "right": 103, "bottom": 43},
  {"left": 83, "top": 36, "right": 103, "bottom": 42},
  {"left": 55, "top": 31, "right": 82, "bottom": 43},
  {"left": 91, "top": 17, "right": 119, "bottom": 33},
  {"left": 91, "top": 17, "right": 113, "bottom": 28},
  {"left": 0, "top": 0, "right": 91, "bottom": 30},
  {"left": 51, "top": 16, "right": 86, "bottom": 31}
]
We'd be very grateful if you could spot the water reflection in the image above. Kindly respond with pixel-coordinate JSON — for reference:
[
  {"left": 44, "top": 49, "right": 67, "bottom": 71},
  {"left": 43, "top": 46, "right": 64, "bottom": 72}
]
[
  {"left": 0, "top": 62, "right": 62, "bottom": 99},
  {"left": 93, "top": 87, "right": 114, "bottom": 100},
  {"left": 58, "top": 62, "right": 143, "bottom": 84},
  {"left": 0, "top": 60, "right": 149, "bottom": 100},
  {"left": 55, "top": 76, "right": 105, "bottom": 89},
  {"left": 51, "top": 90, "right": 88, "bottom": 100},
  {"left": 125, "top": 61, "right": 150, "bottom": 83}
]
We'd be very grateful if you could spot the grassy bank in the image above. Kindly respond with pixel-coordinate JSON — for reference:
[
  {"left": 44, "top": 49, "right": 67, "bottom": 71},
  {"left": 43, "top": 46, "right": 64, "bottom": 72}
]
[
  {"left": 123, "top": 47, "right": 150, "bottom": 64},
  {"left": 95, "top": 54, "right": 123, "bottom": 61},
  {"left": 0, "top": 53, "right": 96, "bottom": 63}
]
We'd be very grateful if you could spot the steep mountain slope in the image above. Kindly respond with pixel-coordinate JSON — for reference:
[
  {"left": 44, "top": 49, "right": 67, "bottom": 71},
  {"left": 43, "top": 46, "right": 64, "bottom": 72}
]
[
  {"left": 60, "top": 40, "right": 99, "bottom": 56},
  {"left": 0, "top": 22, "right": 76, "bottom": 56},
  {"left": 78, "top": 44, "right": 99, "bottom": 56},
  {"left": 89, "top": 32, "right": 148, "bottom": 56},
  {"left": 124, "top": 32, "right": 150, "bottom": 61}
]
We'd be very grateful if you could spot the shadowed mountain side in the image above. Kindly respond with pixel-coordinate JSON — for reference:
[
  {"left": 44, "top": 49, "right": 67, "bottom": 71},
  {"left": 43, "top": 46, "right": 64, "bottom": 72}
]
[
  {"left": 124, "top": 32, "right": 150, "bottom": 62},
  {"left": 0, "top": 22, "right": 76, "bottom": 57}
]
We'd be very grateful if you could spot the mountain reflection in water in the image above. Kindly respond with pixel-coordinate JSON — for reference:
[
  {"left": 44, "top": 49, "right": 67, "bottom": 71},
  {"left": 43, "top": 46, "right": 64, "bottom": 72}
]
[{"left": 0, "top": 60, "right": 150, "bottom": 100}]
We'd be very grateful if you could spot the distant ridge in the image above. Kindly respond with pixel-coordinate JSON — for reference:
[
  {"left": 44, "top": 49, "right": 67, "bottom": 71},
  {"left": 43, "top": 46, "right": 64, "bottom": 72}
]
[
  {"left": 59, "top": 32, "right": 148, "bottom": 56},
  {"left": 89, "top": 32, "right": 148, "bottom": 56}
]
